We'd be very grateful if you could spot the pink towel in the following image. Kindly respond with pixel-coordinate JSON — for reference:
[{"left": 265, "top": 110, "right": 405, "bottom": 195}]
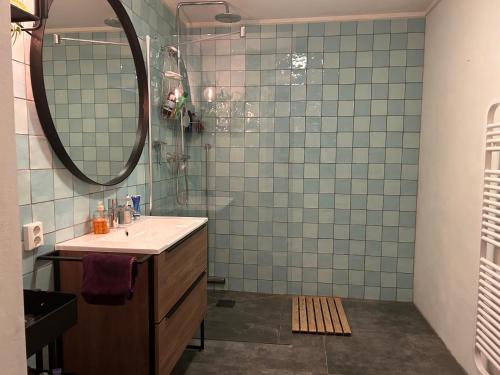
[{"left": 81, "top": 253, "right": 137, "bottom": 305}]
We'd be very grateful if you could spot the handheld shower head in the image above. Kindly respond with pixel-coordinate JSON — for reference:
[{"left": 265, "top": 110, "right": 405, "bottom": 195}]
[{"left": 214, "top": 11, "right": 241, "bottom": 23}]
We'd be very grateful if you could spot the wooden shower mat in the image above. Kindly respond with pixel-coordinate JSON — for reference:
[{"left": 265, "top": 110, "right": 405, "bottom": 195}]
[{"left": 292, "top": 296, "right": 351, "bottom": 336}]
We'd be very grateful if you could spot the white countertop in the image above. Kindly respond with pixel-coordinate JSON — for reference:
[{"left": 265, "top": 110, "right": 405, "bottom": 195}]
[{"left": 55, "top": 216, "right": 208, "bottom": 255}]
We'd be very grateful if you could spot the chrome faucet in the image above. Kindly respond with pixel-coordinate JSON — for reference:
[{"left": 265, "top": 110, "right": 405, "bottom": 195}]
[{"left": 107, "top": 199, "right": 119, "bottom": 228}]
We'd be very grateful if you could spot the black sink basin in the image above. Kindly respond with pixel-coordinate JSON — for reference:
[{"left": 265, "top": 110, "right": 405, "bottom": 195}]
[{"left": 24, "top": 290, "right": 77, "bottom": 358}]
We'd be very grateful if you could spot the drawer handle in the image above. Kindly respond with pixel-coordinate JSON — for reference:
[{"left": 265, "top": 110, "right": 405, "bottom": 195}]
[
  {"left": 166, "top": 225, "right": 207, "bottom": 253},
  {"left": 166, "top": 272, "right": 206, "bottom": 319}
]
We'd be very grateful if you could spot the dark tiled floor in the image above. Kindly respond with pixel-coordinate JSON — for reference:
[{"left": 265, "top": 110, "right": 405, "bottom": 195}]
[{"left": 173, "top": 291, "right": 465, "bottom": 375}]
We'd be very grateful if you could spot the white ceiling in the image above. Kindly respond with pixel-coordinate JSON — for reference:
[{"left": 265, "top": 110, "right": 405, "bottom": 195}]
[
  {"left": 165, "top": 0, "right": 436, "bottom": 26},
  {"left": 46, "top": 0, "right": 119, "bottom": 32}
]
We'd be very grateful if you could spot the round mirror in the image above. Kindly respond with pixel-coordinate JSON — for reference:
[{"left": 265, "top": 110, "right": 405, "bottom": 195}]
[{"left": 30, "top": 0, "right": 148, "bottom": 185}]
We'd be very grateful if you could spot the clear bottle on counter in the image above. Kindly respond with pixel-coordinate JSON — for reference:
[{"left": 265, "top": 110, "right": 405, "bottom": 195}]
[{"left": 116, "top": 205, "right": 134, "bottom": 225}]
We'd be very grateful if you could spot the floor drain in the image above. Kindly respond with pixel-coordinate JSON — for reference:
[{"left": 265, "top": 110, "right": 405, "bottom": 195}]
[{"left": 216, "top": 299, "right": 236, "bottom": 308}]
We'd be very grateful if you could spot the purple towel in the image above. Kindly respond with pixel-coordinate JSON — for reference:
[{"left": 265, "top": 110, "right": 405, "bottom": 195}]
[{"left": 81, "top": 253, "right": 137, "bottom": 305}]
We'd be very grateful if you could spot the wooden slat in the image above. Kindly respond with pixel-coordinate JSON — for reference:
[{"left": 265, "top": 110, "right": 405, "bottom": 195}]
[
  {"left": 313, "top": 297, "right": 325, "bottom": 333},
  {"left": 334, "top": 297, "right": 352, "bottom": 336},
  {"left": 327, "top": 297, "right": 343, "bottom": 335},
  {"left": 299, "top": 296, "right": 308, "bottom": 332},
  {"left": 320, "top": 297, "right": 334, "bottom": 334},
  {"left": 293, "top": 296, "right": 350, "bottom": 336},
  {"left": 306, "top": 297, "right": 317, "bottom": 333},
  {"left": 292, "top": 297, "right": 300, "bottom": 332}
]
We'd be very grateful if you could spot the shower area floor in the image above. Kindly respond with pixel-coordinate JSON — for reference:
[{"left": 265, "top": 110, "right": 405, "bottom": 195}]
[{"left": 172, "top": 291, "right": 465, "bottom": 375}]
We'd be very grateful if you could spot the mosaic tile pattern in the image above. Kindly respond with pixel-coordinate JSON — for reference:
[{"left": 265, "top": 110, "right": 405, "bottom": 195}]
[
  {"left": 42, "top": 31, "right": 138, "bottom": 184},
  {"left": 15, "top": 0, "right": 177, "bottom": 289},
  {"left": 183, "top": 18, "right": 425, "bottom": 301}
]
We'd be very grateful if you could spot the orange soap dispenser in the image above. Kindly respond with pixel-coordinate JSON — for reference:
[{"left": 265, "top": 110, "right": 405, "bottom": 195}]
[{"left": 93, "top": 201, "right": 110, "bottom": 234}]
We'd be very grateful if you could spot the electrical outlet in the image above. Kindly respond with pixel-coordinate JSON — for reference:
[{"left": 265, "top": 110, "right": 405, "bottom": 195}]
[{"left": 23, "top": 222, "right": 44, "bottom": 251}]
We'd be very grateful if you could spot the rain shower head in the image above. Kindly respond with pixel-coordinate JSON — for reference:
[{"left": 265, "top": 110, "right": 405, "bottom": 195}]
[
  {"left": 176, "top": 2, "right": 242, "bottom": 24},
  {"left": 214, "top": 11, "right": 241, "bottom": 23},
  {"left": 104, "top": 18, "right": 122, "bottom": 28}
]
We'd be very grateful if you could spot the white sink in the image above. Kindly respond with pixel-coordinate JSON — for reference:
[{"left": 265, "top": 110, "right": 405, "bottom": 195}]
[{"left": 55, "top": 216, "right": 208, "bottom": 255}]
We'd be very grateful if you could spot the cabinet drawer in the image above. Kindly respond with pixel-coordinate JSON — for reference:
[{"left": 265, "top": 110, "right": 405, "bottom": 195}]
[
  {"left": 156, "top": 273, "right": 207, "bottom": 375},
  {"left": 154, "top": 225, "right": 207, "bottom": 322}
]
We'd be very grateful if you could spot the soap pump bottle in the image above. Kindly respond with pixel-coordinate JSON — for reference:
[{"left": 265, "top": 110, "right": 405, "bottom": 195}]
[
  {"left": 93, "top": 201, "right": 110, "bottom": 234},
  {"left": 123, "top": 195, "right": 133, "bottom": 224}
]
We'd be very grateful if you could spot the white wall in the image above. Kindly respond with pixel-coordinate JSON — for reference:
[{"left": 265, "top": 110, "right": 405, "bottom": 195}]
[
  {"left": 414, "top": 0, "right": 500, "bottom": 374},
  {"left": 0, "top": 2, "right": 27, "bottom": 374}
]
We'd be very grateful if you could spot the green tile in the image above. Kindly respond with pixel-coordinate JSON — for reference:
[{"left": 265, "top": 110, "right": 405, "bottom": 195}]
[
  {"left": 325, "top": 21, "right": 341, "bottom": 36},
  {"left": 357, "top": 34, "right": 374, "bottom": 51},
  {"left": 357, "top": 20, "right": 374, "bottom": 35},
  {"left": 340, "top": 21, "right": 357, "bottom": 35},
  {"left": 374, "top": 34, "right": 390, "bottom": 50},
  {"left": 390, "top": 34, "right": 408, "bottom": 50},
  {"left": 340, "top": 35, "right": 356, "bottom": 51},
  {"left": 374, "top": 20, "right": 391, "bottom": 34}
]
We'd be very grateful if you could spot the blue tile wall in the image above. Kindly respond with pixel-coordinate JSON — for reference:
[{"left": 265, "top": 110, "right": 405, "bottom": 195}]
[
  {"left": 14, "top": 5, "right": 423, "bottom": 303},
  {"left": 184, "top": 18, "right": 425, "bottom": 301}
]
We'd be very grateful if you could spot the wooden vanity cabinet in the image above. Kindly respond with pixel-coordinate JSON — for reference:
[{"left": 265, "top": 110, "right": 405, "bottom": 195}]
[{"left": 58, "top": 225, "right": 208, "bottom": 375}]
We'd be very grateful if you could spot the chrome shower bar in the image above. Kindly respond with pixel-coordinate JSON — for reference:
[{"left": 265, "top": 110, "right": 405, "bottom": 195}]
[
  {"left": 52, "top": 34, "right": 128, "bottom": 46},
  {"left": 165, "top": 26, "right": 245, "bottom": 49}
]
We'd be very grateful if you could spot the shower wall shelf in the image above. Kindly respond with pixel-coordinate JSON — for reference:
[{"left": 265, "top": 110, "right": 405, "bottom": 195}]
[{"left": 165, "top": 71, "right": 183, "bottom": 80}]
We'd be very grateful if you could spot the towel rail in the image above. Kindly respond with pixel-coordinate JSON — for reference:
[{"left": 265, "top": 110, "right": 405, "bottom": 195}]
[
  {"left": 476, "top": 100, "right": 500, "bottom": 374},
  {"left": 37, "top": 251, "right": 151, "bottom": 264}
]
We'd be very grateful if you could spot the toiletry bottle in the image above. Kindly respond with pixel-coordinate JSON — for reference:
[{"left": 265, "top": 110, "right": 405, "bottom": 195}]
[
  {"left": 131, "top": 195, "right": 141, "bottom": 217},
  {"left": 162, "top": 92, "right": 176, "bottom": 118},
  {"left": 175, "top": 92, "right": 189, "bottom": 120},
  {"left": 93, "top": 201, "right": 109, "bottom": 234},
  {"left": 123, "top": 195, "right": 133, "bottom": 224}
]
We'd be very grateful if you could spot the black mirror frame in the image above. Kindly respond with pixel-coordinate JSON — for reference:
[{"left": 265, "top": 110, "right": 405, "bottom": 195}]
[{"left": 30, "top": 0, "right": 149, "bottom": 186}]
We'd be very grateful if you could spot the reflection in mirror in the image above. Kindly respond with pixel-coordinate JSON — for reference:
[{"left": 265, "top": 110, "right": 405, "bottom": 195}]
[{"left": 42, "top": 0, "right": 139, "bottom": 184}]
